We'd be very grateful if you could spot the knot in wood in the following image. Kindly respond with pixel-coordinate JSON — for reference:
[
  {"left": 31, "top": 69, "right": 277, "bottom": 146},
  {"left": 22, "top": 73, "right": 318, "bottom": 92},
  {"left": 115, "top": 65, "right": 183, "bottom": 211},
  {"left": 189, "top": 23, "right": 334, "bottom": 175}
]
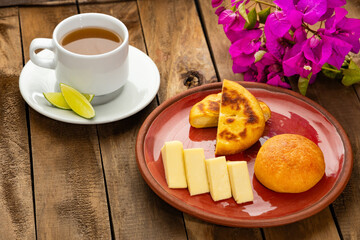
[{"left": 182, "top": 70, "right": 204, "bottom": 88}]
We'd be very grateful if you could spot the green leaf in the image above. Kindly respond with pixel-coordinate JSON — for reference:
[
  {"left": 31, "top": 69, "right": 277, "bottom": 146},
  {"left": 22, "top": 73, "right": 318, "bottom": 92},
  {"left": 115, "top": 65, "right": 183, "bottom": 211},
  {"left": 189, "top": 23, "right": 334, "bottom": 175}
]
[
  {"left": 321, "top": 63, "right": 342, "bottom": 79},
  {"left": 254, "top": 50, "right": 266, "bottom": 63},
  {"left": 258, "top": 7, "right": 270, "bottom": 24},
  {"left": 238, "top": 2, "right": 249, "bottom": 23},
  {"left": 231, "top": 5, "right": 237, "bottom": 12},
  {"left": 288, "top": 29, "right": 294, "bottom": 37},
  {"left": 244, "top": 8, "right": 257, "bottom": 29},
  {"left": 341, "top": 60, "right": 360, "bottom": 86},
  {"left": 342, "top": 69, "right": 360, "bottom": 86},
  {"left": 298, "top": 72, "right": 312, "bottom": 96},
  {"left": 348, "top": 59, "right": 358, "bottom": 69},
  {"left": 342, "top": 59, "right": 350, "bottom": 68}
]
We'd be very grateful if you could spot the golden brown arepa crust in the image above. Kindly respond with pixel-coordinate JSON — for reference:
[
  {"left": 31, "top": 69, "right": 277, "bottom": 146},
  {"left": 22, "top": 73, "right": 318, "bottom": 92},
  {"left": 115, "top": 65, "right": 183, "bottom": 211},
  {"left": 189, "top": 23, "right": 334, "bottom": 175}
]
[
  {"left": 215, "top": 80, "right": 265, "bottom": 155},
  {"left": 189, "top": 93, "right": 271, "bottom": 128},
  {"left": 254, "top": 134, "right": 325, "bottom": 193},
  {"left": 189, "top": 93, "right": 222, "bottom": 128}
]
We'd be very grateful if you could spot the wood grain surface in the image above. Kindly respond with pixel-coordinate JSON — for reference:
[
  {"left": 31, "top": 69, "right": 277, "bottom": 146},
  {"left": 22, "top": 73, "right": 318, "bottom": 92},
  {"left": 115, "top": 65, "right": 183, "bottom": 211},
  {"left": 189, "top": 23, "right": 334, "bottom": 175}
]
[
  {"left": 19, "top": 5, "right": 111, "bottom": 239},
  {"left": 0, "top": 7, "right": 36, "bottom": 240},
  {"left": 197, "top": 1, "right": 344, "bottom": 240},
  {"left": 197, "top": 0, "right": 243, "bottom": 82},
  {"left": 0, "top": 0, "right": 358, "bottom": 239},
  {"left": 138, "top": 0, "right": 261, "bottom": 239},
  {"left": 138, "top": 0, "right": 217, "bottom": 103},
  {"left": 328, "top": 4, "right": 360, "bottom": 240},
  {"left": 0, "top": 0, "right": 74, "bottom": 7},
  {"left": 80, "top": 2, "right": 188, "bottom": 239},
  {"left": 308, "top": 74, "right": 360, "bottom": 240}
]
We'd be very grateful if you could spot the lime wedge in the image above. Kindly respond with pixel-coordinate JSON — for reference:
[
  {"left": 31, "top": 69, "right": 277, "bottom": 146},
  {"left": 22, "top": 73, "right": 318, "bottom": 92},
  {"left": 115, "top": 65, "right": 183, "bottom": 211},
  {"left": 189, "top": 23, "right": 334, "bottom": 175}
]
[
  {"left": 44, "top": 92, "right": 71, "bottom": 110},
  {"left": 43, "top": 92, "right": 95, "bottom": 110},
  {"left": 84, "top": 93, "right": 94, "bottom": 102},
  {"left": 60, "top": 83, "right": 95, "bottom": 119}
]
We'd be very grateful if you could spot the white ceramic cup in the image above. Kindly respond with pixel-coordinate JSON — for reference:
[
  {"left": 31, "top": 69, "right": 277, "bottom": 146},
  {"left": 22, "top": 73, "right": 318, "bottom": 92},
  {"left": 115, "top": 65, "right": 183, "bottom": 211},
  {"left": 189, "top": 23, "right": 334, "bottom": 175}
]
[{"left": 29, "top": 13, "right": 129, "bottom": 100}]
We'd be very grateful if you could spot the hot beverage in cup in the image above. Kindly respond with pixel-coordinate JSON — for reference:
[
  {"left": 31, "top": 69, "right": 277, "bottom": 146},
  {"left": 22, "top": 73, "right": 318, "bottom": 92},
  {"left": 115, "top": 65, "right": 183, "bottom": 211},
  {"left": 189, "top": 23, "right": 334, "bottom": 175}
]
[
  {"left": 29, "top": 13, "right": 129, "bottom": 104},
  {"left": 61, "top": 27, "right": 123, "bottom": 55}
]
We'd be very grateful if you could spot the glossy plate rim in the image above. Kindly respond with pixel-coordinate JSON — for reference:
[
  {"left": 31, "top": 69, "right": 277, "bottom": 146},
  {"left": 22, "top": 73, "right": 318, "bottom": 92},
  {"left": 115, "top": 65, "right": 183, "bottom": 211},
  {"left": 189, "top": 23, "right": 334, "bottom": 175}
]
[{"left": 135, "top": 81, "right": 353, "bottom": 227}]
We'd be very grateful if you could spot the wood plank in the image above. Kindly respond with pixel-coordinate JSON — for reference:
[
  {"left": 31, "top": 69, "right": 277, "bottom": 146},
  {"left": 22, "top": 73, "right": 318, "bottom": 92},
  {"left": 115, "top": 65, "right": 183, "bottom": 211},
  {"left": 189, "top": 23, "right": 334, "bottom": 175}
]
[
  {"left": 0, "top": 0, "right": 74, "bottom": 7},
  {"left": 315, "top": 1, "right": 360, "bottom": 239},
  {"left": 197, "top": 0, "right": 342, "bottom": 239},
  {"left": 344, "top": 0, "right": 360, "bottom": 111},
  {"left": 264, "top": 208, "right": 340, "bottom": 240},
  {"left": 79, "top": 2, "right": 188, "bottom": 239},
  {"left": 0, "top": 7, "right": 36, "bottom": 240},
  {"left": 197, "top": 0, "right": 243, "bottom": 82},
  {"left": 19, "top": 5, "right": 111, "bottom": 239},
  {"left": 184, "top": 214, "right": 262, "bottom": 240},
  {"left": 79, "top": 0, "right": 129, "bottom": 3},
  {"left": 138, "top": 0, "right": 217, "bottom": 103},
  {"left": 137, "top": 0, "right": 262, "bottom": 239},
  {"left": 309, "top": 76, "right": 360, "bottom": 240},
  {"left": 304, "top": 74, "right": 360, "bottom": 240}
]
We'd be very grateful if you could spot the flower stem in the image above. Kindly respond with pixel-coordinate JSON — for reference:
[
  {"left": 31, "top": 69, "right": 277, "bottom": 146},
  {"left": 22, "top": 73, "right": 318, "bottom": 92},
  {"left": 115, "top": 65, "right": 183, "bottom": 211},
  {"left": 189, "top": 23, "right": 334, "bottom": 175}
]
[
  {"left": 254, "top": 0, "right": 277, "bottom": 8},
  {"left": 302, "top": 23, "right": 317, "bottom": 34},
  {"left": 322, "top": 66, "right": 341, "bottom": 72}
]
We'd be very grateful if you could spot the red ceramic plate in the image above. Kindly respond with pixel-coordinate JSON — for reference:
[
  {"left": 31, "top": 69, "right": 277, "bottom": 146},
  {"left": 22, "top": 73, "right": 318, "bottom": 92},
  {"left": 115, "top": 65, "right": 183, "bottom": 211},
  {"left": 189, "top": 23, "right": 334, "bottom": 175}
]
[{"left": 136, "top": 82, "right": 353, "bottom": 227}]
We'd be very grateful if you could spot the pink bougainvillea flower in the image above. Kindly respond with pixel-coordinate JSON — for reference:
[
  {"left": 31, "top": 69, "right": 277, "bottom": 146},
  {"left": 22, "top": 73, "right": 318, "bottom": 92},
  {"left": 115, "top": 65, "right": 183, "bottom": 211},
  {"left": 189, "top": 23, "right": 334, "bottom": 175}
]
[
  {"left": 274, "top": 0, "right": 328, "bottom": 26},
  {"left": 267, "top": 74, "right": 291, "bottom": 88},
  {"left": 320, "top": 34, "right": 352, "bottom": 69},
  {"left": 212, "top": 0, "right": 223, "bottom": 8},
  {"left": 260, "top": 53, "right": 291, "bottom": 88},
  {"left": 232, "top": 62, "right": 250, "bottom": 73},
  {"left": 242, "top": 52, "right": 291, "bottom": 88},
  {"left": 229, "top": 29, "right": 262, "bottom": 68},
  {"left": 319, "top": 0, "right": 346, "bottom": 20},
  {"left": 215, "top": 6, "right": 226, "bottom": 16},
  {"left": 212, "top": 0, "right": 360, "bottom": 90},
  {"left": 323, "top": 7, "right": 360, "bottom": 53},
  {"left": 282, "top": 34, "right": 333, "bottom": 78},
  {"left": 264, "top": 11, "right": 292, "bottom": 38},
  {"left": 231, "top": 0, "right": 250, "bottom": 8},
  {"left": 303, "top": 35, "right": 332, "bottom": 66},
  {"left": 218, "top": 10, "right": 246, "bottom": 43},
  {"left": 264, "top": 11, "right": 292, "bottom": 60},
  {"left": 265, "top": 12, "right": 307, "bottom": 60},
  {"left": 243, "top": 63, "right": 260, "bottom": 82},
  {"left": 282, "top": 40, "right": 324, "bottom": 78},
  {"left": 327, "top": 0, "right": 346, "bottom": 7},
  {"left": 218, "top": 9, "right": 237, "bottom": 24}
]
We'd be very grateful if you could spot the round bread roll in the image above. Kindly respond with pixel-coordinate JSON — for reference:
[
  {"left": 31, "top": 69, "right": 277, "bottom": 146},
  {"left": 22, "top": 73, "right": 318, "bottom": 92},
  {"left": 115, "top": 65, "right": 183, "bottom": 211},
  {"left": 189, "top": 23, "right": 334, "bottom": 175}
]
[{"left": 254, "top": 134, "right": 325, "bottom": 193}]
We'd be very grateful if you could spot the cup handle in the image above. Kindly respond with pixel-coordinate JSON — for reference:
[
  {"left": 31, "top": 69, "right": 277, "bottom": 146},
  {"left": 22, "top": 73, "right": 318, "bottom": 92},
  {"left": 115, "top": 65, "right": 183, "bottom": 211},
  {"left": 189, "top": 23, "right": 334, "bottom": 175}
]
[{"left": 29, "top": 38, "right": 56, "bottom": 69}]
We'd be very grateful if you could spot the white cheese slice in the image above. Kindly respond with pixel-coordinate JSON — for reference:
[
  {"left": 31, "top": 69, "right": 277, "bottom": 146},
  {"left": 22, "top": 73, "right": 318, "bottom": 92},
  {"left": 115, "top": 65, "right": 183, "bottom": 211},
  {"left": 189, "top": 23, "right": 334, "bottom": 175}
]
[
  {"left": 161, "top": 141, "right": 187, "bottom": 188},
  {"left": 227, "top": 161, "right": 254, "bottom": 204},
  {"left": 183, "top": 148, "right": 209, "bottom": 196},
  {"left": 205, "top": 156, "right": 232, "bottom": 201}
]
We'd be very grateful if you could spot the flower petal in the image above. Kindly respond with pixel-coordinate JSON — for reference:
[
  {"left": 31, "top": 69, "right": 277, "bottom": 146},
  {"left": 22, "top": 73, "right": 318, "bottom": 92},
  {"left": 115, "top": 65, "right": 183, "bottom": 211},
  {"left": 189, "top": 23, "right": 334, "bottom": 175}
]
[
  {"left": 267, "top": 75, "right": 291, "bottom": 88},
  {"left": 232, "top": 62, "right": 249, "bottom": 73},
  {"left": 218, "top": 10, "right": 236, "bottom": 24},
  {"left": 322, "top": 35, "right": 353, "bottom": 69},
  {"left": 212, "top": 0, "right": 223, "bottom": 8},
  {"left": 297, "top": 0, "right": 328, "bottom": 25}
]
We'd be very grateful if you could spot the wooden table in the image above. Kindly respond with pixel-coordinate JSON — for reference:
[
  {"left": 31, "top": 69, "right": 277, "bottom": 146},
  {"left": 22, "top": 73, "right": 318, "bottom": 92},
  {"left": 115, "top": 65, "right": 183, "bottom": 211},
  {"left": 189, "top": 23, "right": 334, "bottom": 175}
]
[{"left": 0, "top": 0, "right": 359, "bottom": 239}]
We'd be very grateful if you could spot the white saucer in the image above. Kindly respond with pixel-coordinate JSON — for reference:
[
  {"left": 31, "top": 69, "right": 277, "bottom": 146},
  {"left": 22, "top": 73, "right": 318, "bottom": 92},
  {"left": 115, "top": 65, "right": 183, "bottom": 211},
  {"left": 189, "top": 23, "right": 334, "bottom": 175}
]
[{"left": 19, "top": 46, "right": 160, "bottom": 124}]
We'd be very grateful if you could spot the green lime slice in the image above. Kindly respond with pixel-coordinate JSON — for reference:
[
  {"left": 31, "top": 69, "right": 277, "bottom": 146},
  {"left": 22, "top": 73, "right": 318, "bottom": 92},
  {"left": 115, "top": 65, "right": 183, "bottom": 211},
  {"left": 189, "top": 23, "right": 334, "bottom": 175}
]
[
  {"left": 44, "top": 92, "right": 71, "bottom": 110},
  {"left": 43, "top": 92, "right": 95, "bottom": 110},
  {"left": 60, "top": 83, "right": 95, "bottom": 119},
  {"left": 85, "top": 93, "right": 94, "bottom": 103}
]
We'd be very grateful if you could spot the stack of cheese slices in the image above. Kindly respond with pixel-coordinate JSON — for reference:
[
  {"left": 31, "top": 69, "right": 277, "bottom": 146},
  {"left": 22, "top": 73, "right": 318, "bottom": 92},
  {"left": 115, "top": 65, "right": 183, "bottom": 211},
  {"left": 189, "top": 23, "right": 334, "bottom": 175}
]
[{"left": 161, "top": 141, "right": 253, "bottom": 204}]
